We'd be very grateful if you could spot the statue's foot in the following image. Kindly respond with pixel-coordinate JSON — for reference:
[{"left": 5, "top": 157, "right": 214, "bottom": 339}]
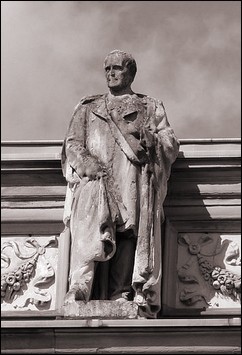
[
  {"left": 75, "top": 287, "right": 87, "bottom": 301},
  {"left": 133, "top": 291, "right": 147, "bottom": 307},
  {"left": 64, "top": 288, "right": 76, "bottom": 305},
  {"left": 115, "top": 297, "right": 129, "bottom": 303},
  {"left": 114, "top": 291, "right": 133, "bottom": 303},
  {"left": 64, "top": 283, "right": 88, "bottom": 304}
]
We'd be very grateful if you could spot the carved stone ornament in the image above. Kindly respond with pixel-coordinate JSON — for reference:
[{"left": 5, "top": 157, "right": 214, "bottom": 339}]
[
  {"left": 1, "top": 236, "right": 58, "bottom": 311},
  {"left": 177, "top": 233, "right": 241, "bottom": 309}
]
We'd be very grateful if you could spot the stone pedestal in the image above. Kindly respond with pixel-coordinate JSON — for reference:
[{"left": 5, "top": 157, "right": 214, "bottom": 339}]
[{"left": 63, "top": 300, "right": 139, "bottom": 319}]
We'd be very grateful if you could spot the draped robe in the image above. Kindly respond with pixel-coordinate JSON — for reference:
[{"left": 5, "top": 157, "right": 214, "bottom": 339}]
[{"left": 61, "top": 93, "right": 179, "bottom": 318}]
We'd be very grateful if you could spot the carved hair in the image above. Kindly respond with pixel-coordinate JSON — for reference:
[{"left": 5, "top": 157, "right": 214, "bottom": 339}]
[{"left": 104, "top": 49, "right": 137, "bottom": 81}]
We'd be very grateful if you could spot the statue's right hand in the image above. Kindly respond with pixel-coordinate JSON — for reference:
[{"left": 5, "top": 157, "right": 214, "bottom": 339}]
[
  {"left": 85, "top": 163, "right": 107, "bottom": 181},
  {"left": 96, "top": 170, "right": 107, "bottom": 179},
  {"left": 74, "top": 156, "right": 107, "bottom": 181}
]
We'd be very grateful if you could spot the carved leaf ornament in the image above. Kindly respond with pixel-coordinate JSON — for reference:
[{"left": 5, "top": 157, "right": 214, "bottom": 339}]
[
  {"left": 178, "top": 234, "right": 241, "bottom": 306},
  {"left": 1, "top": 237, "right": 57, "bottom": 309}
]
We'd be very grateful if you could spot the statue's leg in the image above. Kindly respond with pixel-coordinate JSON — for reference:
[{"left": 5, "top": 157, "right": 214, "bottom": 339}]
[
  {"left": 64, "top": 261, "right": 95, "bottom": 303},
  {"left": 108, "top": 232, "right": 136, "bottom": 301}
]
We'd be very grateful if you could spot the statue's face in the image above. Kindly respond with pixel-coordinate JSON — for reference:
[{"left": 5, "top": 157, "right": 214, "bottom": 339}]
[{"left": 104, "top": 54, "right": 133, "bottom": 92}]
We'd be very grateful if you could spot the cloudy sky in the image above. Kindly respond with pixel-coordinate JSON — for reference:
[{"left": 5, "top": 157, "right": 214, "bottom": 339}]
[{"left": 1, "top": 1, "right": 241, "bottom": 140}]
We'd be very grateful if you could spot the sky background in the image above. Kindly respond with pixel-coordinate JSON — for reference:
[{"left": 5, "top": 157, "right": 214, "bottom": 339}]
[{"left": 1, "top": 1, "right": 241, "bottom": 141}]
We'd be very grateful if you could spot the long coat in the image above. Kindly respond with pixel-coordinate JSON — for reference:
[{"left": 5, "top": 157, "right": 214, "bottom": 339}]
[{"left": 61, "top": 93, "right": 179, "bottom": 318}]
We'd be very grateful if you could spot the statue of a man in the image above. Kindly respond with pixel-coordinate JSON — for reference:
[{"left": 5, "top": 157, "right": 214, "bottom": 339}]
[{"left": 61, "top": 49, "right": 179, "bottom": 318}]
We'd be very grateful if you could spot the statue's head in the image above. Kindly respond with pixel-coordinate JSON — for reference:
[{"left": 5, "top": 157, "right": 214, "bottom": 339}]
[{"left": 104, "top": 50, "right": 137, "bottom": 93}]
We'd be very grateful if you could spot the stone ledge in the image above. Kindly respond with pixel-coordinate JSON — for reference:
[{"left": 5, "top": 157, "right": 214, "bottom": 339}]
[
  {"left": 1, "top": 346, "right": 241, "bottom": 354},
  {"left": 1, "top": 326, "right": 241, "bottom": 354},
  {"left": 2, "top": 317, "right": 241, "bottom": 328}
]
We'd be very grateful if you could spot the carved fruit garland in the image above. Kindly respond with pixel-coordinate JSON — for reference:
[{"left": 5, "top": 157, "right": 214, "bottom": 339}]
[
  {"left": 1, "top": 237, "right": 57, "bottom": 308},
  {"left": 178, "top": 234, "right": 241, "bottom": 306}
]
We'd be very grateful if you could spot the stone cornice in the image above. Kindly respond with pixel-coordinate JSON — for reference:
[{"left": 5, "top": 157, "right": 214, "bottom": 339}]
[
  {"left": 1, "top": 138, "right": 241, "bottom": 160},
  {"left": 1, "top": 139, "right": 241, "bottom": 230}
]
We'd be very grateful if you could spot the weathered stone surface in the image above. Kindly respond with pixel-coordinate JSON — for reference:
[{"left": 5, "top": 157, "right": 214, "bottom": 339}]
[
  {"left": 61, "top": 50, "right": 180, "bottom": 319},
  {"left": 63, "top": 300, "right": 139, "bottom": 319},
  {"left": 1, "top": 235, "right": 59, "bottom": 312},
  {"left": 163, "top": 229, "right": 241, "bottom": 316}
]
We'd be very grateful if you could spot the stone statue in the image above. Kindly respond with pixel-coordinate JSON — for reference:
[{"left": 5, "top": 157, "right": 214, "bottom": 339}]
[{"left": 61, "top": 49, "right": 179, "bottom": 318}]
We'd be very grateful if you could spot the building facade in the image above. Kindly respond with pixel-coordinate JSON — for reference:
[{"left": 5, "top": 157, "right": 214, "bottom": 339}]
[{"left": 1, "top": 139, "right": 241, "bottom": 354}]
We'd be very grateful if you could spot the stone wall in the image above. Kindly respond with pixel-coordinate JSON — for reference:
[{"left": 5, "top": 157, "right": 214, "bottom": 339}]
[{"left": 1, "top": 139, "right": 241, "bottom": 353}]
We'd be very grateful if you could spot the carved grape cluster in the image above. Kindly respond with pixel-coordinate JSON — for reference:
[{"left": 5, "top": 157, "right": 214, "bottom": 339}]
[
  {"left": 197, "top": 254, "right": 213, "bottom": 282},
  {"left": 1, "top": 258, "right": 37, "bottom": 300}
]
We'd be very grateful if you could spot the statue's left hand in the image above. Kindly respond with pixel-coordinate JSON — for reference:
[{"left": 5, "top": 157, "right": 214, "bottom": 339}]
[{"left": 140, "top": 128, "right": 155, "bottom": 149}]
